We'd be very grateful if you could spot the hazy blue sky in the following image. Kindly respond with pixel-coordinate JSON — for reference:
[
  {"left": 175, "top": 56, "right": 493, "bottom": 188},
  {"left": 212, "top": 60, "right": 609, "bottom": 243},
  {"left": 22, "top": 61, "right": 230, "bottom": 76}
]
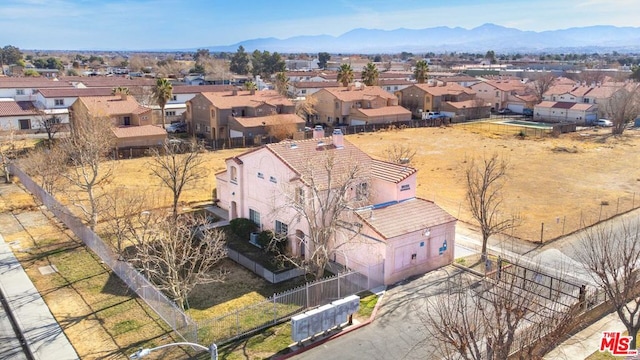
[{"left": 2, "top": 0, "right": 639, "bottom": 50}]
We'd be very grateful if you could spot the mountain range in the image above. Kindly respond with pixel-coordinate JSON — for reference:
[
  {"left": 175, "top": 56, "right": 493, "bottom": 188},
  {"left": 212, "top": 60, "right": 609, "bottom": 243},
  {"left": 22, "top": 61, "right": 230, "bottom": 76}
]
[{"left": 199, "top": 23, "right": 640, "bottom": 54}]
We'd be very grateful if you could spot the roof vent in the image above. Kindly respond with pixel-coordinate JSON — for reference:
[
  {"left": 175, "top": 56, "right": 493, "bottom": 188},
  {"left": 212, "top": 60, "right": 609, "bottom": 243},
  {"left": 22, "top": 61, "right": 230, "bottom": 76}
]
[{"left": 290, "top": 142, "right": 298, "bottom": 149}]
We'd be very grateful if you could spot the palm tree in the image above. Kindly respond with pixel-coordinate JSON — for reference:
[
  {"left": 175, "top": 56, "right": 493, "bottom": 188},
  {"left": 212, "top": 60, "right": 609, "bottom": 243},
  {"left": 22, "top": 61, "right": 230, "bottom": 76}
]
[
  {"left": 244, "top": 81, "right": 257, "bottom": 91},
  {"left": 275, "top": 72, "right": 289, "bottom": 96},
  {"left": 361, "top": 62, "right": 379, "bottom": 86},
  {"left": 337, "top": 63, "right": 354, "bottom": 87},
  {"left": 413, "top": 60, "right": 429, "bottom": 84},
  {"left": 153, "top": 78, "right": 173, "bottom": 129}
]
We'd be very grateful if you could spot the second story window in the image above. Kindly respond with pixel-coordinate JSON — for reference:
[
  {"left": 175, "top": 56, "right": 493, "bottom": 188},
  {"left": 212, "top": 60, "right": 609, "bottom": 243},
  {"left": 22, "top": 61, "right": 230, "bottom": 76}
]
[
  {"left": 54, "top": 99, "right": 64, "bottom": 106},
  {"left": 16, "top": 89, "right": 24, "bottom": 95},
  {"left": 172, "top": 95, "right": 177, "bottom": 101},
  {"left": 269, "top": 176, "right": 277, "bottom": 184},
  {"left": 295, "top": 187, "right": 305, "bottom": 205},
  {"left": 400, "top": 184, "right": 410, "bottom": 191}
]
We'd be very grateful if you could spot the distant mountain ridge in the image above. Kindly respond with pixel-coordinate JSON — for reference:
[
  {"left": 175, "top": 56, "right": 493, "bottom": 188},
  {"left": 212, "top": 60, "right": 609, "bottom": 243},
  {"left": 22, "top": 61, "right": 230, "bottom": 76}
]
[{"left": 198, "top": 23, "right": 640, "bottom": 54}]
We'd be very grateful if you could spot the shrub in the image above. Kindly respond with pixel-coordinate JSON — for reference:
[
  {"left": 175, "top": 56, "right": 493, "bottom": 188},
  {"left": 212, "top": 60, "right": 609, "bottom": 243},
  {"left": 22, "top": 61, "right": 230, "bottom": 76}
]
[{"left": 229, "top": 218, "right": 258, "bottom": 239}]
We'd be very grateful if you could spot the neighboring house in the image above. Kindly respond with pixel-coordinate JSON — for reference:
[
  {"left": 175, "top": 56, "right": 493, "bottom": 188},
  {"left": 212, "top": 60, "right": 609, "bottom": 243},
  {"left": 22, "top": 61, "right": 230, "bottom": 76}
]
[
  {"left": 435, "top": 74, "right": 481, "bottom": 88},
  {"left": 470, "top": 78, "right": 531, "bottom": 112},
  {"left": 288, "top": 81, "right": 339, "bottom": 98},
  {"left": 310, "top": 85, "right": 411, "bottom": 126},
  {"left": 533, "top": 101, "right": 599, "bottom": 124},
  {"left": 70, "top": 94, "right": 165, "bottom": 148},
  {"left": 378, "top": 79, "right": 413, "bottom": 94},
  {"left": 185, "top": 90, "right": 295, "bottom": 140},
  {"left": 0, "top": 78, "right": 73, "bottom": 102},
  {"left": 0, "top": 100, "right": 41, "bottom": 132},
  {"left": 150, "top": 84, "right": 236, "bottom": 124},
  {"left": 396, "top": 82, "right": 476, "bottom": 118},
  {"left": 215, "top": 130, "right": 456, "bottom": 285},
  {"left": 35, "top": 87, "right": 113, "bottom": 125}
]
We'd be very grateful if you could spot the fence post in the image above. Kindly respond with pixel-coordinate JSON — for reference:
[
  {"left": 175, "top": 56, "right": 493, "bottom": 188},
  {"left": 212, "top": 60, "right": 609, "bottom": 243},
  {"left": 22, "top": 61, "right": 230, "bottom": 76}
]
[
  {"left": 305, "top": 282, "right": 309, "bottom": 308},
  {"left": 273, "top": 293, "right": 277, "bottom": 323},
  {"left": 337, "top": 272, "right": 341, "bottom": 299}
]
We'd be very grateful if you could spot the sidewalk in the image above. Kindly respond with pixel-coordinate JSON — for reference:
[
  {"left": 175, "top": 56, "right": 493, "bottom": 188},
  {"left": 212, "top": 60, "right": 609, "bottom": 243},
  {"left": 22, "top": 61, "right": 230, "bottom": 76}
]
[
  {"left": 544, "top": 310, "right": 637, "bottom": 360},
  {"left": 0, "top": 233, "right": 78, "bottom": 360}
]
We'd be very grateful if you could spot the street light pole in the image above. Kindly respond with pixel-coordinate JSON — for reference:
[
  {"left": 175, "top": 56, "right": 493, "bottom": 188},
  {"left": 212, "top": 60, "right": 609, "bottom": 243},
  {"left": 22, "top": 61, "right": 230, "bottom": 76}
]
[{"left": 130, "top": 342, "right": 217, "bottom": 360}]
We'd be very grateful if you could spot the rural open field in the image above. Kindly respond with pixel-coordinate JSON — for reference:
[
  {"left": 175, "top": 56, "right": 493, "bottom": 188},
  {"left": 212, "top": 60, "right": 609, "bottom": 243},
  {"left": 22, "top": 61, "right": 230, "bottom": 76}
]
[{"left": 105, "top": 122, "right": 640, "bottom": 244}]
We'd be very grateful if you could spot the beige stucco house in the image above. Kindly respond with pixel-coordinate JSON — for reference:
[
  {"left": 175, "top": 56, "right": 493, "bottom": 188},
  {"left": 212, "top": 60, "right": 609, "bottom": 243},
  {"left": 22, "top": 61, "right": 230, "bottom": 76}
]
[
  {"left": 215, "top": 130, "right": 456, "bottom": 285},
  {"left": 309, "top": 85, "right": 411, "bottom": 126},
  {"left": 185, "top": 90, "right": 295, "bottom": 140},
  {"left": 396, "top": 82, "right": 477, "bottom": 119},
  {"left": 70, "top": 94, "right": 166, "bottom": 148}
]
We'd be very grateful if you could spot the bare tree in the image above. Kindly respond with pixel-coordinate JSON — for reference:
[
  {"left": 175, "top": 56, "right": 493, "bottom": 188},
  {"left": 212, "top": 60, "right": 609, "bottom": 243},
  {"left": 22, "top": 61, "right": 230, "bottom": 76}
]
[
  {"left": 148, "top": 139, "right": 207, "bottom": 220},
  {"left": 266, "top": 122, "right": 298, "bottom": 141},
  {"left": 383, "top": 144, "right": 416, "bottom": 165},
  {"left": 276, "top": 150, "right": 369, "bottom": 279},
  {"left": 59, "top": 109, "right": 116, "bottom": 229},
  {"left": 465, "top": 154, "right": 518, "bottom": 262},
  {"left": 135, "top": 214, "right": 227, "bottom": 310},
  {"left": 0, "top": 128, "right": 18, "bottom": 183},
  {"left": 35, "top": 110, "right": 63, "bottom": 147},
  {"left": 577, "top": 219, "right": 640, "bottom": 349},
  {"left": 529, "top": 73, "right": 557, "bottom": 103},
  {"left": 295, "top": 96, "right": 317, "bottom": 123},
  {"left": 19, "top": 144, "right": 65, "bottom": 195},
  {"left": 602, "top": 83, "right": 640, "bottom": 135},
  {"left": 422, "top": 263, "right": 580, "bottom": 360}
]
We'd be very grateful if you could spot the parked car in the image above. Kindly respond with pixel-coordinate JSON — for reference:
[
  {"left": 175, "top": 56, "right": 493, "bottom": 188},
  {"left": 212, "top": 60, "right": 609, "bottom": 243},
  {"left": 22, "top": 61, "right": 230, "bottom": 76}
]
[
  {"left": 595, "top": 119, "right": 613, "bottom": 127},
  {"left": 498, "top": 108, "right": 514, "bottom": 115},
  {"left": 423, "top": 111, "right": 447, "bottom": 120},
  {"left": 166, "top": 122, "right": 187, "bottom": 133},
  {"left": 523, "top": 108, "right": 534, "bottom": 117}
]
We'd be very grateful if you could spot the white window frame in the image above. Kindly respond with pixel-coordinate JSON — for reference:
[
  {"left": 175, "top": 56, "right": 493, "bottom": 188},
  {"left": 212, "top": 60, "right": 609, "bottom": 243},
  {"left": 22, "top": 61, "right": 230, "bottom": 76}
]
[
  {"left": 249, "top": 209, "right": 261, "bottom": 228},
  {"left": 275, "top": 220, "right": 288, "bottom": 236},
  {"left": 54, "top": 99, "right": 64, "bottom": 106}
]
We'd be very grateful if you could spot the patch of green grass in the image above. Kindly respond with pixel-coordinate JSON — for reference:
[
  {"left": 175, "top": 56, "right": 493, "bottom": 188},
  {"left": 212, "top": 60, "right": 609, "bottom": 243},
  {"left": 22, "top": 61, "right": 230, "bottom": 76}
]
[
  {"left": 455, "top": 258, "right": 466, "bottom": 265},
  {"left": 217, "top": 323, "right": 293, "bottom": 360},
  {"left": 357, "top": 293, "right": 378, "bottom": 319},
  {"left": 112, "top": 319, "right": 140, "bottom": 336}
]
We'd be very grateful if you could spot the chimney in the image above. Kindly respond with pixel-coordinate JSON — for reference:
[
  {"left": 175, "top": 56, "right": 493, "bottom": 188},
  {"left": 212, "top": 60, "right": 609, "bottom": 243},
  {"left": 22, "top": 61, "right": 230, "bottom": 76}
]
[
  {"left": 332, "top": 129, "right": 344, "bottom": 149},
  {"left": 313, "top": 125, "right": 324, "bottom": 139}
]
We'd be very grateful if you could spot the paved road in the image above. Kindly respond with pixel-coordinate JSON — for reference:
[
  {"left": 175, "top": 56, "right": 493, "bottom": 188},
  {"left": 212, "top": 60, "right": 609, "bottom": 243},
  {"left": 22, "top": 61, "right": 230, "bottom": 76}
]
[
  {"left": 294, "top": 266, "right": 478, "bottom": 360},
  {"left": 0, "top": 297, "right": 28, "bottom": 360}
]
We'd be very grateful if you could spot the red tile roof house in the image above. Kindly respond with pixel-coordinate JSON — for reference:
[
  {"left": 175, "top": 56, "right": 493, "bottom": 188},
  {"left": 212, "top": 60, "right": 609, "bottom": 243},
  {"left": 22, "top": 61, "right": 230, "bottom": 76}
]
[
  {"left": 309, "top": 85, "right": 411, "bottom": 126},
  {"left": 0, "top": 100, "right": 41, "bottom": 133},
  {"left": 185, "top": 90, "right": 296, "bottom": 141},
  {"left": 70, "top": 94, "right": 166, "bottom": 148},
  {"left": 215, "top": 129, "right": 456, "bottom": 285}
]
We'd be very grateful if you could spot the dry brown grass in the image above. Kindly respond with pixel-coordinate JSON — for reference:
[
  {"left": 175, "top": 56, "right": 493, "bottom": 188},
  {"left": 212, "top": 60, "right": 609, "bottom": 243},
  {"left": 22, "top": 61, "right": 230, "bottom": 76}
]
[
  {"left": 90, "top": 124, "right": 640, "bottom": 243},
  {"left": 348, "top": 124, "right": 640, "bottom": 242}
]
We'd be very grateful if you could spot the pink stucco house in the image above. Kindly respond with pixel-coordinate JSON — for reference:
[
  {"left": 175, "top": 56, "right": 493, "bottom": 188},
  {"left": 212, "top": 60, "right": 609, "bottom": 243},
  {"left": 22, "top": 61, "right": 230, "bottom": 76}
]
[{"left": 215, "top": 129, "right": 456, "bottom": 285}]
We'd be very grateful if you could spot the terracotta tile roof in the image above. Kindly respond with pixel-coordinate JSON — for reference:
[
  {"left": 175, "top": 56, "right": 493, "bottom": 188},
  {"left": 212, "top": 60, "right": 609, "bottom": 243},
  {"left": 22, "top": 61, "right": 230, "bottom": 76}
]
[
  {"left": 37, "top": 87, "right": 113, "bottom": 98},
  {"left": 481, "top": 79, "right": 527, "bottom": 92},
  {"left": 61, "top": 76, "right": 156, "bottom": 87},
  {"left": 0, "top": 100, "right": 38, "bottom": 116},
  {"left": 356, "top": 198, "right": 456, "bottom": 239},
  {"left": 371, "top": 159, "right": 416, "bottom": 183},
  {"left": 171, "top": 85, "right": 236, "bottom": 94},
  {"left": 292, "top": 81, "right": 340, "bottom": 89},
  {"left": 77, "top": 95, "right": 151, "bottom": 117},
  {"left": 412, "top": 82, "right": 476, "bottom": 96},
  {"left": 354, "top": 105, "right": 411, "bottom": 117},
  {"left": 112, "top": 125, "right": 167, "bottom": 138},
  {"left": 261, "top": 136, "right": 372, "bottom": 189},
  {"left": 233, "top": 113, "right": 305, "bottom": 128},
  {"left": 319, "top": 86, "right": 397, "bottom": 101},
  {"left": 0, "top": 78, "right": 73, "bottom": 89},
  {"left": 201, "top": 90, "right": 293, "bottom": 109}
]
